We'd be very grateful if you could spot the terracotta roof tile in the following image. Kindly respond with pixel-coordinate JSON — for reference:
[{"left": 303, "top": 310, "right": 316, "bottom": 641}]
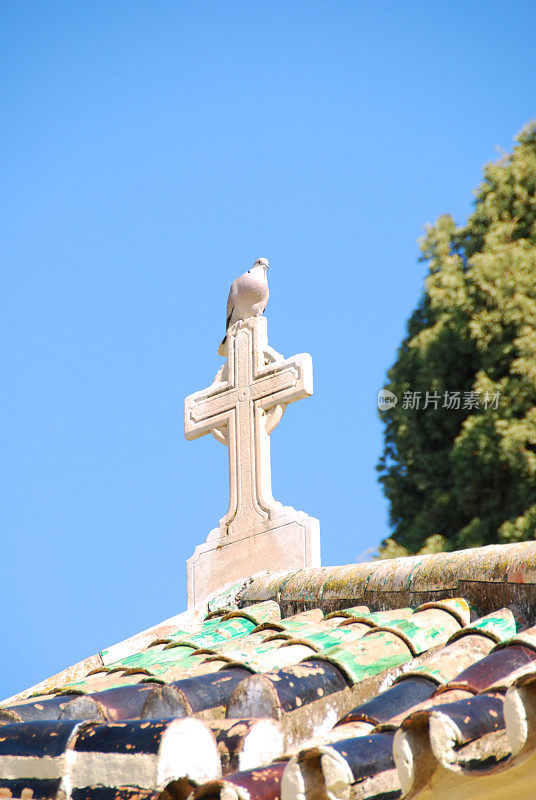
[
  {"left": 281, "top": 732, "right": 398, "bottom": 800},
  {"left": 338, "top": 677, "right": 437, "bottom": 727},
  {"left": 444, "top": 643, "right": 536, "bottom": 695},
  {"left": 192, "top": 762, "right": 287, "bottom": 800},
  {"left": 428, "top": 692, "right": 508, "bottom": 770},
  {"left": 143, "top": 668, "right": 252, "bottom": 719}
]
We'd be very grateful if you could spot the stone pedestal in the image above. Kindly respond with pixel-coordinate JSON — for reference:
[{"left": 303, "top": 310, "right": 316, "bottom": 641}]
[
  {"left": 187, "top": 509, "right": 320, "bottom": 607},
  {"left": 184, "top": 316, "right": 321, "bottom": 608}
]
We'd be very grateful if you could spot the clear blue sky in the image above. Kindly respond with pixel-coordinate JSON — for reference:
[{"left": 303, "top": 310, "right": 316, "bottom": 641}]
[{"left": 2, "top": 1, "right": 535, "bottom": 698}]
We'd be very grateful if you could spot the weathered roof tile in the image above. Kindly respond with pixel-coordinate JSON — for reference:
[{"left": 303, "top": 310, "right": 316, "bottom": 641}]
[
  {"left": 281, "top": 732, "right": 398, "bottom": 800},
  {"left": 192, "top": 762, "right": 288, "bottom": 800},
  {"left": 429, "top": 692, "right": 508, "bottom": 771},
  {"left": 445, "top": 643, "right": 536, "bottom": 695},
  {"left": 338, "top": 676, "right": 437, "bottom": 727},
  {"left": 143, "top": 668, "right": 252, "bottom": 719}
]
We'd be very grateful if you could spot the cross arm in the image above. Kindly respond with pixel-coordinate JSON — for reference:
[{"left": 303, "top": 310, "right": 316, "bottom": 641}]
[
  {"left": 255, "top": 353, "right": 313, "bottom": 411},
  {"left": 184, "top": 383, "right": 236, "bottom": 440}
]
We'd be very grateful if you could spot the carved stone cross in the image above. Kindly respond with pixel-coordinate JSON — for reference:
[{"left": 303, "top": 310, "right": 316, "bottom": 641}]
[{"left": 185, "top": 316, "right": 320, "bottom": 606}]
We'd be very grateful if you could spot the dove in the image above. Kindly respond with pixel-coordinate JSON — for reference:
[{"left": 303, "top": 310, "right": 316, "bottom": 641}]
[{"left": 218, "top": 258, "right": 270, "bottom": 355}]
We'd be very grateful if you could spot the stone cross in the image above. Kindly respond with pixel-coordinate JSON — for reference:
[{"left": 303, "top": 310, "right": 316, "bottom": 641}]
[{"left": 185, "top": 316, "right": 320, "bottom": 606}]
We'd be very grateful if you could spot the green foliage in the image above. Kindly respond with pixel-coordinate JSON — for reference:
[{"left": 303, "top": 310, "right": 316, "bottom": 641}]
[
  {"left": 378, "top": 122, "right": 536, "bottom": 554},
  {"left": 376, "top": 534, "right": 448, "bottom": 560}
]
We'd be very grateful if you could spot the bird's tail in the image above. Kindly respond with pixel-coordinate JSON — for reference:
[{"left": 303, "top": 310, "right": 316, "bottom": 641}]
[{"left": 217, "top": 334, "right": 227, "bottom": 357}]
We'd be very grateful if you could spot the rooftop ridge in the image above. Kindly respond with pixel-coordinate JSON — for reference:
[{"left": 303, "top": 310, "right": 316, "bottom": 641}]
[{"left": 238, "top": 542, "right": 536, "bottom": 623}]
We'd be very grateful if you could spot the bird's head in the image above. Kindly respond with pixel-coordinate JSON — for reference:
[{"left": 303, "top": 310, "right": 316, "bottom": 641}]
[{"left": 253, "top": 257, "right": 270, "bottom": 272}]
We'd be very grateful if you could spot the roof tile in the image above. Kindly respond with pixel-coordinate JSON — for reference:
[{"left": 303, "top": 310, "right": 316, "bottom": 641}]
[
  {"left": 142, "top": 668, "right": 252, "bottom": 719},
  {"left": 338, "top": 676, "right": 437, "bottom": 727},
  {"left": 444, "top": 644, "right": 536, "bottom": 695},
  {"left": 429, "top": 692, "right": 507, "bottom": 770},
  {"left": 192, "top": 762, "right": 287, "bottom": 800},
  {"left": 281, "top": 732, "right": 398, "bottom": 800}
]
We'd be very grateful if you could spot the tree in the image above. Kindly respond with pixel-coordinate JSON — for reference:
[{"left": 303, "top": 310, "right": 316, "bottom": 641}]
[{"left": 377, "top": 122, "right": 536, "bottom": 555}]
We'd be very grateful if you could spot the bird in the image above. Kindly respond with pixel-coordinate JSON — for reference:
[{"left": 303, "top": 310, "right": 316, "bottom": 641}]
[{"left": 218, "top": 258, "right": 270, "bottom": 355}]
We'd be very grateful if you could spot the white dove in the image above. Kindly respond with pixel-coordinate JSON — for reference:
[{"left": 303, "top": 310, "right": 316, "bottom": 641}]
[{"left": 218, "top": 258, "right": 270, "bottom": 355}]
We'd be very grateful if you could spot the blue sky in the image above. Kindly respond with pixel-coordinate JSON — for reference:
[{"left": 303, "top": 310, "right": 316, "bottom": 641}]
[{"left": 2, "top": 1, "right": 535, "bottom": 698}]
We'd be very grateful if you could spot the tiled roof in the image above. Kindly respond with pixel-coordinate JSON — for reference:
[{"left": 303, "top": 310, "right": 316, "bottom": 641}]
[{"left": 2, "top": 542, "right": 536, "bottom": 799}]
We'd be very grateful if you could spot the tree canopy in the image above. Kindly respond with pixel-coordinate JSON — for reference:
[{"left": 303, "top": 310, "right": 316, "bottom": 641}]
[{"left": 378, "top": 122, "right": 536, "bottom": 556}]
